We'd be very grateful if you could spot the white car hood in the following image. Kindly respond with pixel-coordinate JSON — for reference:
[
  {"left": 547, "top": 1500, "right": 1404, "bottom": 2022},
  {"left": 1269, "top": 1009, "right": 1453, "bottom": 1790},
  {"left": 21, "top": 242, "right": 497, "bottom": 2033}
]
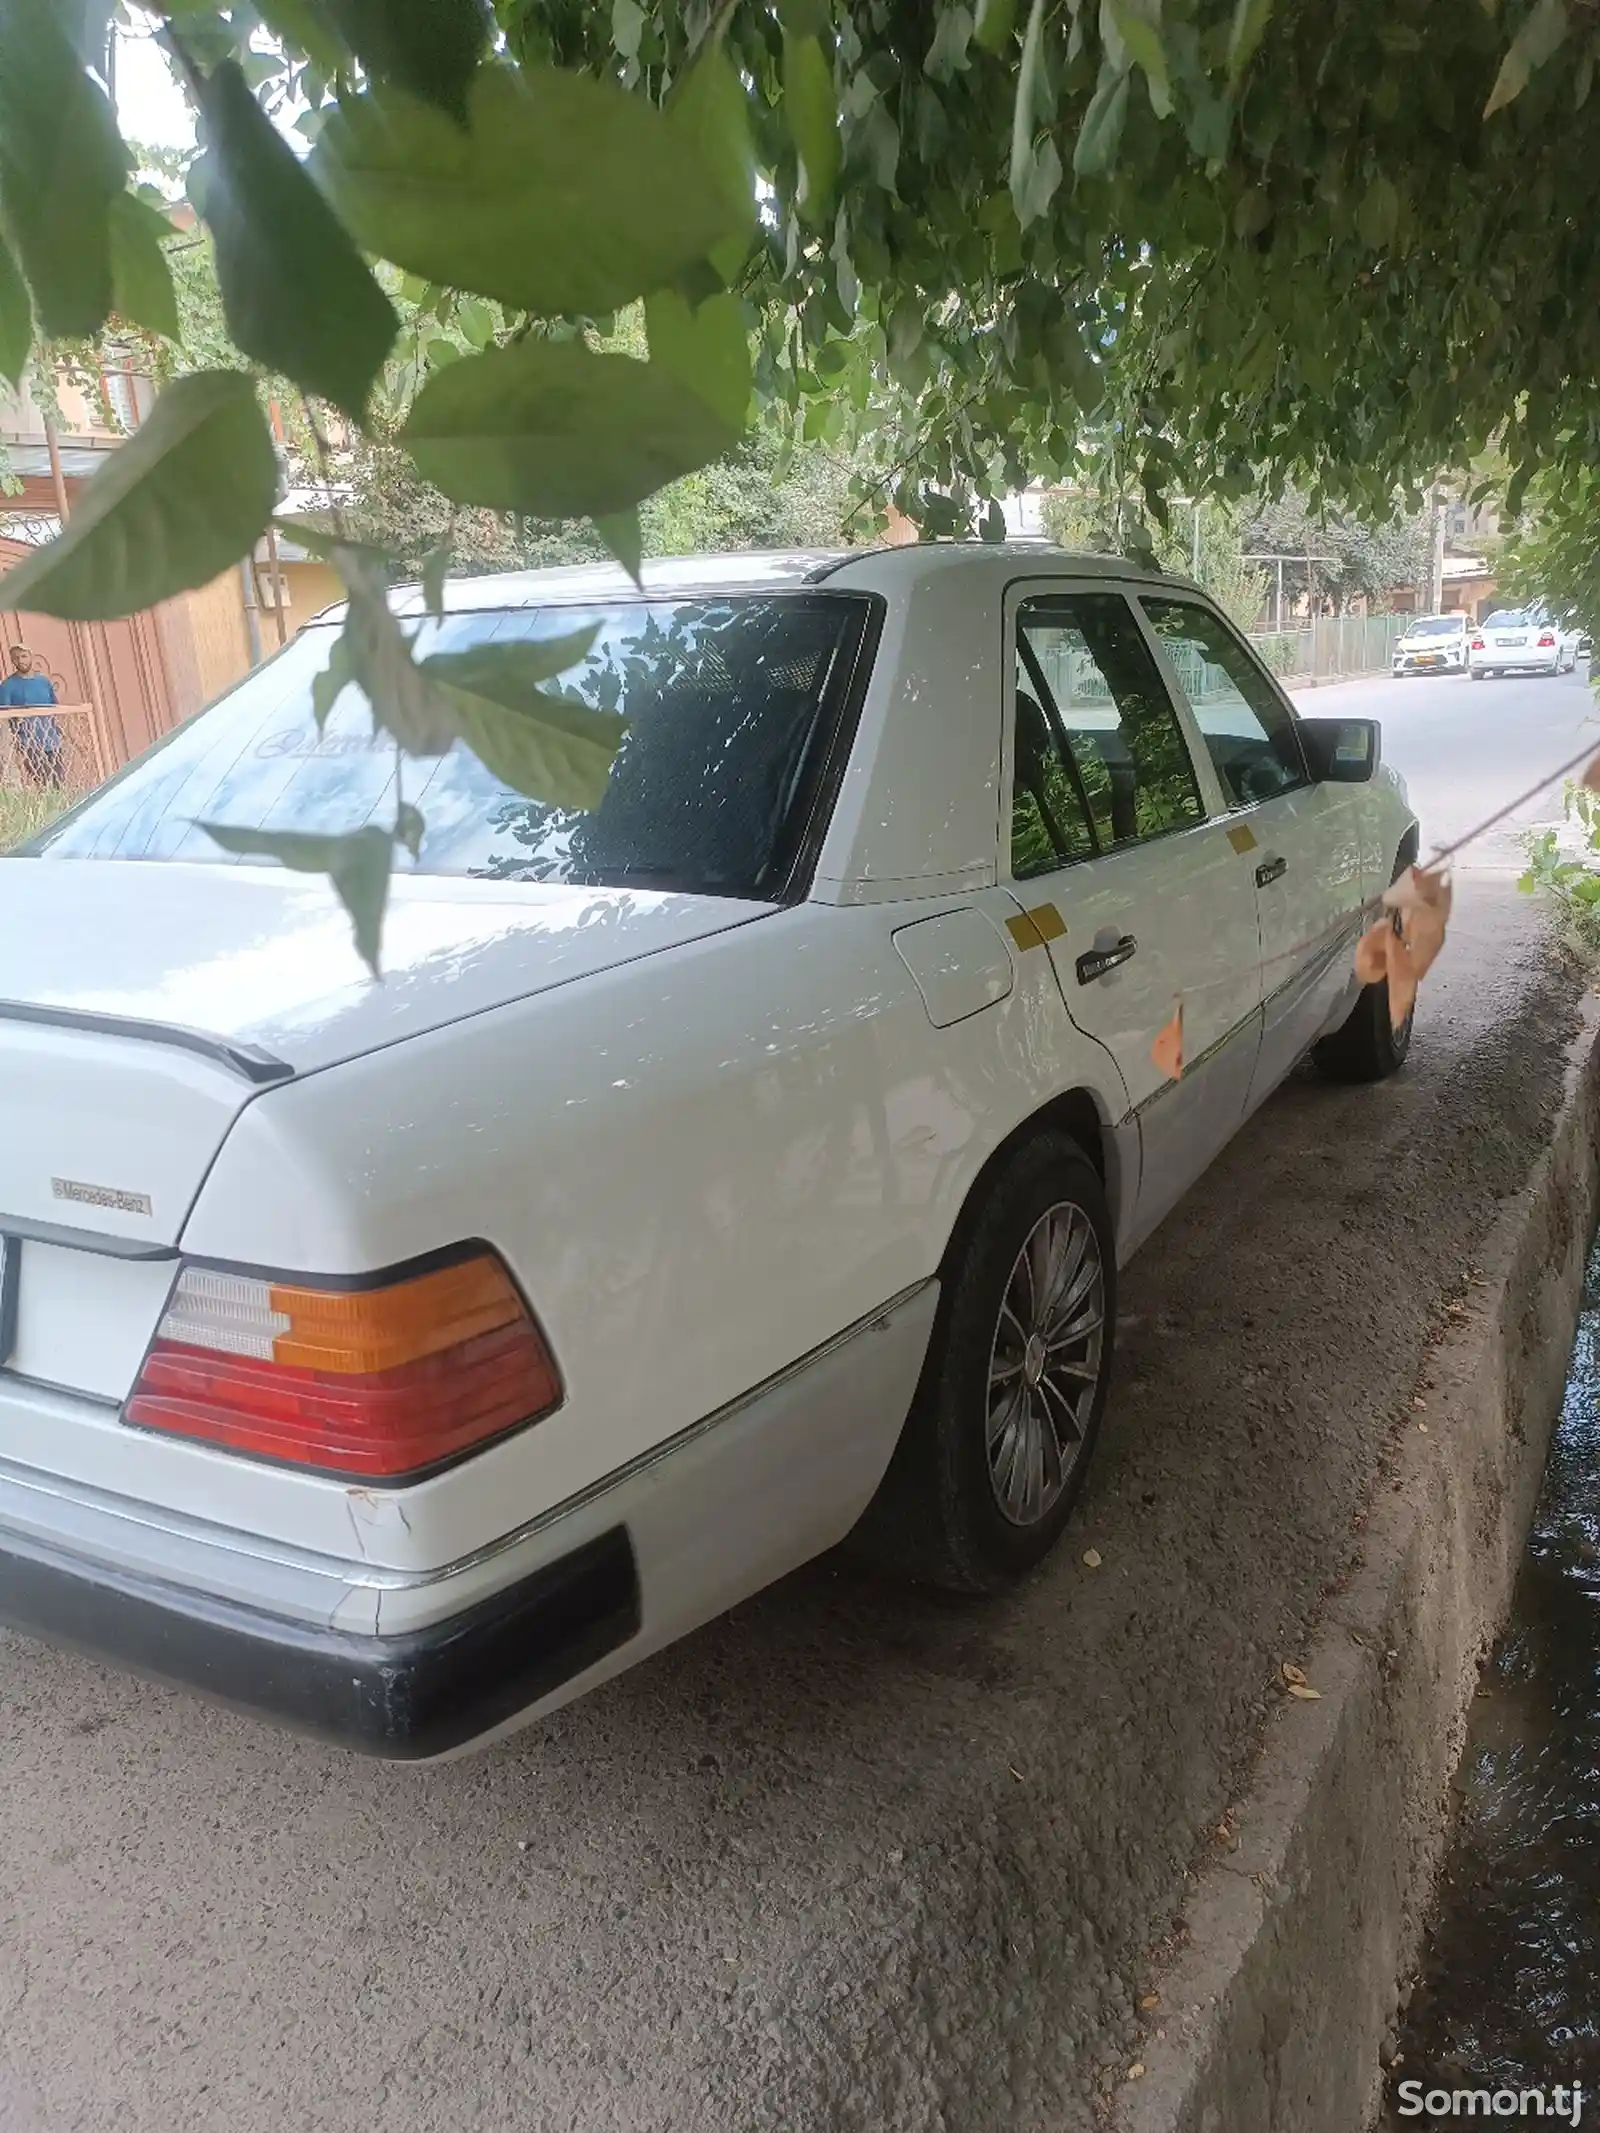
[{"left": 0, "top": 857, "right": 770, "bottom": 1076}]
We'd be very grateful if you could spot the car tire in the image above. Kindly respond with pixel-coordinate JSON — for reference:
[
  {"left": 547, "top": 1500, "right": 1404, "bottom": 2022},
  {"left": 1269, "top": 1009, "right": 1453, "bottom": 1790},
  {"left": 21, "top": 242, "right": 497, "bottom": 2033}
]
[
  {"left": 849, "top": 1131, "right": 1115, "bottom": 1595},
  {"left": 1313, "top": 849, "right": 1417, "bottom": 1084},
  {"left": 1469, "top": 667, "right": 1482, "bottom": 681}
]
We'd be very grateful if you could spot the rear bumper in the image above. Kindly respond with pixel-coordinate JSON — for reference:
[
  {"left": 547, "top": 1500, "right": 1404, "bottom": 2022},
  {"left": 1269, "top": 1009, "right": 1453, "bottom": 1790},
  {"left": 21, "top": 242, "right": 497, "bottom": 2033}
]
[
  {"left": 0, "top": 1516, "right": 639, "bottom": 1759},
  {"left": 0, "top": 1278, "right": 938, "bottom": 1755}
]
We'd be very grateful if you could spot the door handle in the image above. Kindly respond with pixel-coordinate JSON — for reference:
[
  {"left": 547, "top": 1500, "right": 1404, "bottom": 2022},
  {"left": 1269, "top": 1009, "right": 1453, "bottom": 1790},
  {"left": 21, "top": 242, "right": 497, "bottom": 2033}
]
[
  {"left": 1075, "top": 935, "right": 1138, "bottom": 984},
  {"left": 1255, "top": 855, "right": 1288, "bottom": 886}
]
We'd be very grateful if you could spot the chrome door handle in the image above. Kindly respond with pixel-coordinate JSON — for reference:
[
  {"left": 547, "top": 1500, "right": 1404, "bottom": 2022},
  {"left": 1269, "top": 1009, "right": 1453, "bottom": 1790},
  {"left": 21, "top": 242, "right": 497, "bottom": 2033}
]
[
  {"left": 1255, "top": 855, "right": 1288, "bottom": 886},
  {"left": 1076, "top": 935, "right": 1137, "bottom": 984}
]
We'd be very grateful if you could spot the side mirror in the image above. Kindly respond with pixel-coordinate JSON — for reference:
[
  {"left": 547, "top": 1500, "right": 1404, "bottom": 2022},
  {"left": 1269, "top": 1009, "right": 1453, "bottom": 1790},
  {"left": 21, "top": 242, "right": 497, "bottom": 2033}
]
[{"left": 1301, "top": 716, "right": 1379, "bottom": 783}]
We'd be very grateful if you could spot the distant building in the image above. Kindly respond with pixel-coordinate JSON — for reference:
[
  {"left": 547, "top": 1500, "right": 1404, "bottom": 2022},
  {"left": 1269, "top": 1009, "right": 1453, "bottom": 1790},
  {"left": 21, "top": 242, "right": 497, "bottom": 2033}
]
[{"left": 0, "top": 359, "right": 342, "bottom": 789}]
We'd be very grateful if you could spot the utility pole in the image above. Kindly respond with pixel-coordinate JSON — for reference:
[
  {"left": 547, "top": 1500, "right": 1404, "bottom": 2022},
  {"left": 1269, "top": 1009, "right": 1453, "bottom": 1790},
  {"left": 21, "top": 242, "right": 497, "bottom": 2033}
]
[
  {"left": 1191, "top": 500, "right": 1201, "bottom": 578},
  {"left": 1429, "top": 484, "right": 1447, "bottom": 615}
]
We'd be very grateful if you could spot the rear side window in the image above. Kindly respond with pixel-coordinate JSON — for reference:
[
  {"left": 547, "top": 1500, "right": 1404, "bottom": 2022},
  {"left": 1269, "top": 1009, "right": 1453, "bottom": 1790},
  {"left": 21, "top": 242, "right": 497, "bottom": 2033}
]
[
  {"left": 1011, "top": 591, "right": 1204, "bottom": 876},
  {"left": 1141, "top": 597, "right": 1308, "bottom": 810},
  {"left": 27, "top": 595, "right": 873, "bottom": 900}
]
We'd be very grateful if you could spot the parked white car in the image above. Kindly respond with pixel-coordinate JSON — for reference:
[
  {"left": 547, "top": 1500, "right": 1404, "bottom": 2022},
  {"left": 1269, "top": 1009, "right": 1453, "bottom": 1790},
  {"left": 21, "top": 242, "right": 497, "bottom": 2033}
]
[
  {"left": 0, "top": 546, "right": 1417, "bottom": 1757},
  {"left": 1468, "top": 609, "right": 1577, "bottom": 678},
  {"left": 1392, "top": 613, "right": 1469, "bottom": 675}
]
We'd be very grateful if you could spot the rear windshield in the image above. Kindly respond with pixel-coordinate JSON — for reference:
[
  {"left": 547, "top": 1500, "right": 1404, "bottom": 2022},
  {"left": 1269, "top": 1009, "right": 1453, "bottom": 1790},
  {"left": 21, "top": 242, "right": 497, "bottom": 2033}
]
[
  {"left": 1407, "top": 616, "right": 1463, "bottom": 636},
  {"left": 1484, "top": 611, "right": 1532, "bottom": 627},
  {"left": 28, "top": 594, "right": 872, "bottom": 899}
]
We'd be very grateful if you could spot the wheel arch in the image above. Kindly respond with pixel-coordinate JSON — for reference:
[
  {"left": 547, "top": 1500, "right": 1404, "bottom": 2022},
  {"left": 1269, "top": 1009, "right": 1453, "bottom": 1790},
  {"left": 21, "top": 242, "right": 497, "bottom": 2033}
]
[{"left": 937, "top": 1084, "right": 1127, "bottom": 1281}]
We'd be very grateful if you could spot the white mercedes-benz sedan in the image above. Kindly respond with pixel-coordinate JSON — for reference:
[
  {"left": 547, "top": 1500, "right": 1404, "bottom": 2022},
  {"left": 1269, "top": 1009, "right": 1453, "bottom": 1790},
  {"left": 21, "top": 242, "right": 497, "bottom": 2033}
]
[{"left": 0, "top": 544, "right": 1416, "bottom": 1757}]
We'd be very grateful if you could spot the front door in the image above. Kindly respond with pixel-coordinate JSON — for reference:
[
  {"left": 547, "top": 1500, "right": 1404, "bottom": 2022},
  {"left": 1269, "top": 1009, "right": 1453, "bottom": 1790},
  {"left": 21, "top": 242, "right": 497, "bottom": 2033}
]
[
  {"left": 1006, "top": 586, "right": 1264, "bottom": 1248},
  {"left": 1138, "top": 595, "right": 1366, "bottom": 1108}
]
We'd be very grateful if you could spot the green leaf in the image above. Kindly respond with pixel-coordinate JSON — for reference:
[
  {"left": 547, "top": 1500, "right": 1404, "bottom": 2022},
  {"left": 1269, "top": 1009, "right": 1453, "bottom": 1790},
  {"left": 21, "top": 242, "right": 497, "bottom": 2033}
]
[
  {"left": 419, "top": 633, "right": 622, "bottom": 812},
  {"left": 311, "top": 627, "right": 357, "bottom": 729},
  {"left": 315, "top": 67, "right": 751, "bottom": 319},
  {"left": 981, "top": 497, "right": 1007, "bottom": 541},
  {"left": 324, "top": 0, "right": 491, "bottom": 124},
  {"left": 926, "top": 5, "right": 975, "bottom": 82},
  {"left": 333, "top": 548, "right": 460, "bottom": 754},
  {"left": 612, "top": 0, "right": 645, "bottom": 60},
  {"left": 1073, "top": 63, "right": 1131, "bottom": 177},
  {"left": 0, "top": 232, "right": 31, "bottom": 389},
  {"left": 0, "top": 0, "right": 125, "bottom": 338},
  {"left": 784, "top": 33, "right": 840, "bottom": 224},
  {"left": 395, "top": 801, "right": 426, "bottom": 861},
  {"left": 195, "top": 60, "right": 397, "bottom": 422},
  {"left": 198, "top": 822, "right": 397, "bottom": 977},
  {"left": 1225, "top": 0, "right": 1276, "bottom": 82},
  {"left": 421, "top": 540, "right": 451, "bottom": 621},
  {"left": 1484, "top": 0, "right": 1569, "bottom": 115},
  {"left": 1356, "top": 172, "right": 1399, "bottom": 250},
  {"left": 401, "top": 339, "right": 739, "bottom": 519},
  {"left": 594, "top": 508, "right": 643, "bottom": 585},
  {"left": 1013, "top": 134, "right": 1063, "bottom": 224},
  {"left": 667, "top": 42, "right": 756, "bottom": 284},
  {"left": 1233, "top": 186, "right": 1271, "bottom": 240},
  {"left": 1104, "top": 0, "right": 1169, "bottom": 114},
  {"left": 423, "top": 628, "right": 599, "bottom": 697},
  {"left": 645, "top": 289, "right": 751, "bottom": 431},
  {"left": 1009, "top": 0, "right": 1050, "bottom": 222},
  {"left": 974, "top": 0, "right": 1019, "bottom": 53},
  {"left": 2, "top": 371, "right": 278, "bottom": 621},
  {"left": 108, "top": 191, "right": 180, "bottom": 342},
  {"left": 435, "top": 687, "right": 624, "bottom": 814},
  {"left": 253, "top": 0, "right": 348, "bottom": 75}
]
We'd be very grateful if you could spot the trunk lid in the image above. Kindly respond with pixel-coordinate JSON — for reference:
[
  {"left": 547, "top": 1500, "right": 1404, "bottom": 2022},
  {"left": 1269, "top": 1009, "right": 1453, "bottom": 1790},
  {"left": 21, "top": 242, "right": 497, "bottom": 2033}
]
[{"left": 0, "top": 856, "right": 769, "bottom": 1254}]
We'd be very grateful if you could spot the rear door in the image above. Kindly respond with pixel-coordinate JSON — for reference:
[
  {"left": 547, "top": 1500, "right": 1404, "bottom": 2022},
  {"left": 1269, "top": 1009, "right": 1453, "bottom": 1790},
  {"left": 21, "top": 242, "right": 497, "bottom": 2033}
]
[
  {"left": 1137, "top": 595, "right": 1366, "bottom": 1109},
  {"left": 1004, "top": 584, "right": 1263, "bottom": 1244}
]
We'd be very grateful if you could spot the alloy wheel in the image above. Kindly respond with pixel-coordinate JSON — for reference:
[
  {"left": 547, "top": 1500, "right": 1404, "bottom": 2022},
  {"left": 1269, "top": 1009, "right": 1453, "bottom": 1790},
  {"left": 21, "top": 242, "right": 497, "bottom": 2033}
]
[{"left": 985, "top": 1201, "right": 1106, "bottom": 1527}]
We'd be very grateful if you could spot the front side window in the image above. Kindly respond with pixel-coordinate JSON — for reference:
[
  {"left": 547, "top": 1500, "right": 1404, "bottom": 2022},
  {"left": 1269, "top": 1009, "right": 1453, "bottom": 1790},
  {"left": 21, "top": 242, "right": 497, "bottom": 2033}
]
[
  {"left": 1141, "top": 597, "right": 1308, "bottom": 810},
  {"left": 1011, "top": 591, "right": 1204, "bottom": 877},
  {"left": 26, "top": 595, "right": 872, "bottom": 900}
]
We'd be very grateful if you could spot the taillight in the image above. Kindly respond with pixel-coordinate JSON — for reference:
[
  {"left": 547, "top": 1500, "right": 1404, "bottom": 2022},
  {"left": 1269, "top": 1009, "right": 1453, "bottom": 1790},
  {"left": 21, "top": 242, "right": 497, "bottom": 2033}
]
[
  {"left": 1538, "top": 633, "right": 1557, "bottom": 647},
  {"left": 1471, "top": 638, "right": 1485, "bottom": 650},
  {"left": 126, "top": 1251, "right": 560, "bottom": 1478}
]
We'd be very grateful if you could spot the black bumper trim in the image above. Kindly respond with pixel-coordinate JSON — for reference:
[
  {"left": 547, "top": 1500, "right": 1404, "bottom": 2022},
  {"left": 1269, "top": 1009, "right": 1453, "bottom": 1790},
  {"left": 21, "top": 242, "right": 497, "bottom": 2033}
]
[{"left": 0, "top": 1523, "right": 640, "bottom": 1758}]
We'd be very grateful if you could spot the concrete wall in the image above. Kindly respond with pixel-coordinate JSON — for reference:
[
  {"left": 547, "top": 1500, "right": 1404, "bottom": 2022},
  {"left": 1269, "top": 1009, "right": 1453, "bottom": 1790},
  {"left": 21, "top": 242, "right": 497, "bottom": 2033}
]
[{"left": 1123, "top": 1001, "right": 1600, "bottom": 2133}]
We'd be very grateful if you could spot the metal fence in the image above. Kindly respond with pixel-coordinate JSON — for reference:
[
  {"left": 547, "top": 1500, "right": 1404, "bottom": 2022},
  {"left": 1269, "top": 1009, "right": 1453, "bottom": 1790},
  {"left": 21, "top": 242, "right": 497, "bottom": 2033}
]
[{"left": 1247, "top": 613, "right": 1408, "bottom": 685}]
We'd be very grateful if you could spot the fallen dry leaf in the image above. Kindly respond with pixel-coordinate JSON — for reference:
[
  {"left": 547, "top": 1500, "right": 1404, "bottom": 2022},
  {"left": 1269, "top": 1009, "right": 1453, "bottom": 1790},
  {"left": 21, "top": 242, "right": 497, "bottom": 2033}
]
[
  {"left": 1281, "top": 1662, "right": 1308, "bottom": 1687},
  {"left": 1418, "top": 1422, "right": 1429, "bottom": 1434},
  {"left": 1139, "top": 1993, "right": 1161, "bottom": 2012},
  {"left": 1150, "top": 1000, "right": 1183, "bottom": 1082},
  {"left": 1083, "top": 1547, "right": 1103, "bottom": 1569},
  {"left": 1126, "top": 2063, "right": 1146, "bottom": 2083},
  {"left": 1286, "top": 1683, "right": 1322, "bottom": 1701}
]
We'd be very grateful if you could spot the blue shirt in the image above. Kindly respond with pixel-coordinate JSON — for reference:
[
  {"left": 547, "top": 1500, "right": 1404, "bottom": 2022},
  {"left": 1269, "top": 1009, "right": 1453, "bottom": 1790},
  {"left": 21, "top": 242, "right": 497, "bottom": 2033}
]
[{"left": 0, "top": 674, "right": 56, "bottom": 708}]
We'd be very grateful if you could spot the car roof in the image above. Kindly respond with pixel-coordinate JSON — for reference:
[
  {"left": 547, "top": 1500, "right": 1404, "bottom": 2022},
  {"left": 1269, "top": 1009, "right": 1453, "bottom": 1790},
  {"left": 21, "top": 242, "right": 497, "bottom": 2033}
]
[{"left": 343, "top": 540, "right": 1182, "bottom": 622}]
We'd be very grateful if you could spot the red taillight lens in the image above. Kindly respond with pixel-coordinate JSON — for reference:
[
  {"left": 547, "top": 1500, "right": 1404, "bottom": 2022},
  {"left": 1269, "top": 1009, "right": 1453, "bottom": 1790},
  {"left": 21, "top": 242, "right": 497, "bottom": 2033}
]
[
  {"left": 1538, "top": 633, "right": 1557, "bottom": 646},
  {"left": 1471, "top": 638, "right": 1485, "bottom": 650},
  {"left": 126, "top": 1253, "right": 560, "bottom": 1477}
]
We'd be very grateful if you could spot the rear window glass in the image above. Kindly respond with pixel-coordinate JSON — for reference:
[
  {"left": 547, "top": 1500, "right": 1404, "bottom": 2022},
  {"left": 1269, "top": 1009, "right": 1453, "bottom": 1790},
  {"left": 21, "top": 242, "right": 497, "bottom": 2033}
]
[{"left": 28, "top": 595, "right": 872, "bottom": 899}]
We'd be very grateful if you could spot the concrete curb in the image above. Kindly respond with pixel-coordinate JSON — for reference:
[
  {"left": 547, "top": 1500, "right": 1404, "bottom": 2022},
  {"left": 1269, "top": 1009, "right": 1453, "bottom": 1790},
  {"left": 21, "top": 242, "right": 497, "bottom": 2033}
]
[{"left": 1117, "top": 992, "right": 1600, "bottom": 2133}]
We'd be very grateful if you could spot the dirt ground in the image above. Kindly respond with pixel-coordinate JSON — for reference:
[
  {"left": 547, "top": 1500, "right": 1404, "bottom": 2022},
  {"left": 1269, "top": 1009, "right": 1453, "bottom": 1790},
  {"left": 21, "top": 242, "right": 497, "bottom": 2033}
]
[{"left": 0, "top": 857, "right": 1582, "bottom": 2133}]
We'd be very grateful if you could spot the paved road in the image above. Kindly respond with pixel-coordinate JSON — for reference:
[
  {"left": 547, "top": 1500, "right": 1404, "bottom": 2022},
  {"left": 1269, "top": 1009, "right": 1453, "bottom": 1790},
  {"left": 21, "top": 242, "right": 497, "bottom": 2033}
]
[
  {"left": 0, "top": 671, "right": 1589, "bottom": 2133},
  {"left": 1308, "top": 657, "right": 1600, "bottom": 870}
]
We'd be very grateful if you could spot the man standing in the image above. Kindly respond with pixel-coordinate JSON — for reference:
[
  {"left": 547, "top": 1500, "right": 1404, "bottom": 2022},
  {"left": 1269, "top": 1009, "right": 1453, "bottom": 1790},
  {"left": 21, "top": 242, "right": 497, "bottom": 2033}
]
[{"left": 0, "top": 644, "right": 61, "bottom": 788}]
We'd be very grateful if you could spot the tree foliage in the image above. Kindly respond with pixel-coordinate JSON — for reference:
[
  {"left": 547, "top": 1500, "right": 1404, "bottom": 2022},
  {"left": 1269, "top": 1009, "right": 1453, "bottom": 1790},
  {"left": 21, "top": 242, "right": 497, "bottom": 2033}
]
[{"left": 7, "top": 0, "right": 1600, "bottom": 962}]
